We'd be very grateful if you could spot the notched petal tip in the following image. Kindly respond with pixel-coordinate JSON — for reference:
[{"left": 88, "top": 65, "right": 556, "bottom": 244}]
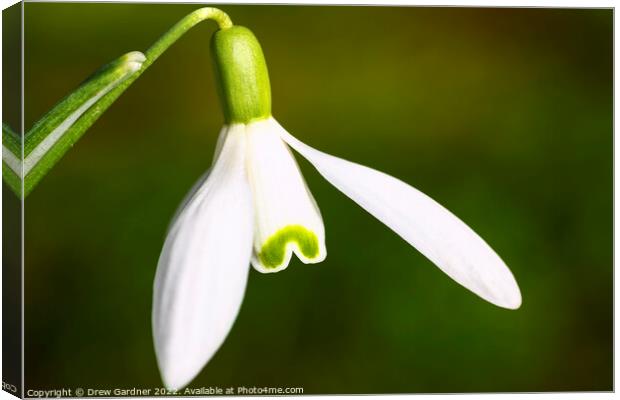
[
  {"left": 246, "top": 119, "right": 327, "bottom": 274},
  {"left": 250, "top": 224, "right": 326, "bottom": 273}
]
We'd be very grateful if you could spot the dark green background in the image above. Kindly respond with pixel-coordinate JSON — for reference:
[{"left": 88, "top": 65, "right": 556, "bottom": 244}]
[{"left": 19, "top": 4, "right": 612, "bottom": 393}]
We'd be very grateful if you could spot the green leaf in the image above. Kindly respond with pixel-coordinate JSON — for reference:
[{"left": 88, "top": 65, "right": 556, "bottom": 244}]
[
  {"left": 2, "top": 51, "right": 146, "bottom": 197},
  {"left": 3, "top": 123, "right": 21, "bottom": 196},
  {"left": 2, "top": 7, "right": 234, "bottom": 198},
  {"left": 29, "top": 51, "right": 145, "bottom": 197}
]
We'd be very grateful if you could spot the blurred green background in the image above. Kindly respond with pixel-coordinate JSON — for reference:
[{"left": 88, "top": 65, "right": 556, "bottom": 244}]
[{"left": 19, "top": 4, "right": 611, "bottom": 393}]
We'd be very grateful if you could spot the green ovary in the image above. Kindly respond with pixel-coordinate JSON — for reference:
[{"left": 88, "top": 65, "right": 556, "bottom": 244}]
[{"left": 258, "top": 225, "right": 320, "bottom": 269}]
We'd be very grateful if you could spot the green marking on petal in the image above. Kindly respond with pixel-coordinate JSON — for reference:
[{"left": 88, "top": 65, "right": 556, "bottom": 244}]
[{"left": 258, "top": 225, "right": 320, "bottom": 269}]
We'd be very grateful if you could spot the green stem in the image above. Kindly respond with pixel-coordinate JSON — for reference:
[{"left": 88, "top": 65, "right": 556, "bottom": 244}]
[
  {"left": 111, "top": 7, "right": 234, "bottom": 104},
  {"left": 145, "top": 7, "right": 232, "bottom": 66},
  {"left": 4, "top": 7, "right": 233, "bottom": 198},
  {"left": 86, "top": 7, "right": 234, "bottom": 137}
]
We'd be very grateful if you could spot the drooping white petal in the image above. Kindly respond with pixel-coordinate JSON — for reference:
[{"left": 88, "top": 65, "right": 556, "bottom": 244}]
[
  {"left": 276, "top": 119, "right": 521, "bottom": 309},
  {"left": 168, "top": 126, "right": 228, "bottom": 229},
  {"left": 152, "top": 124, "right": 254, "bottom": 390},
  {"left": 245, "top": 118, "right": 326, "bottom": 273}
]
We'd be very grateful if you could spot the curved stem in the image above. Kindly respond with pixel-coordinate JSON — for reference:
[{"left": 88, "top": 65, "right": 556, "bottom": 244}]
[
  {"left": 144, "top": 7, "right": 233, "bottom": 68},
  {"left": 112, "top": 7, "right": 234, "bottom": 100},
  {"left": 3, "top": 7, "right": 234, "bottom": 198}
]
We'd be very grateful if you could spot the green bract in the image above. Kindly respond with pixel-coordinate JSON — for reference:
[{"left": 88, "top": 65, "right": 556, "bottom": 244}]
[
  {"left": 3, "top": 51, "right": 145, "bottom": 197},
  {"left": 2, "top": 7, "right": 237, "bottom": 198},
  {"left": 211, "top": 26, "right": 272, "bottom": 124}
]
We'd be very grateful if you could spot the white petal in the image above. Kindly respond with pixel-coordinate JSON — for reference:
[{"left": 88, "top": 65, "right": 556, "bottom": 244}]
[
  {"left": 152, "top": 124, "right": 254, "bottom": 390},
  {"left": 245, "top": 119, "right": 326, "bottom": 273},
  {"left": 276, "top": 119, "right": 521, "bottom": 309},
  {"left": 167, "top": 126, "right": 228, "bottom": 229}
]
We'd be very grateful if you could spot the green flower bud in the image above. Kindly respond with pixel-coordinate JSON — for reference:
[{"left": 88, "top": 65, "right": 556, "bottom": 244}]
[{"left": 211, "top": 26, "right": 272, "bottom": 124}]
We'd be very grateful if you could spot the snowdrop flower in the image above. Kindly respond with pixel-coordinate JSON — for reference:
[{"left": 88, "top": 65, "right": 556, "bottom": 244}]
[{"left": 153, "top": 21, "right": 521, "bottom": 391}]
